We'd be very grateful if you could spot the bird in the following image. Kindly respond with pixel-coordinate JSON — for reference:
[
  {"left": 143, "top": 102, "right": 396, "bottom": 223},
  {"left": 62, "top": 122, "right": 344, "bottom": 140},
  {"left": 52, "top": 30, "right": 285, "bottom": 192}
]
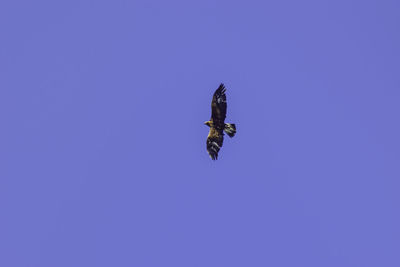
[{"left": 204, "top": 83, "right": 236, "bottom": 160}]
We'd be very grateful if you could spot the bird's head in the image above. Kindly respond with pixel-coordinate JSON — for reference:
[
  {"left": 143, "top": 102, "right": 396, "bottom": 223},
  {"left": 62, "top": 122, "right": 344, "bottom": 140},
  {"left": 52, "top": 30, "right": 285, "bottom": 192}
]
[{"left": 204, "top": 120, "right": 212, "bottom": 127}]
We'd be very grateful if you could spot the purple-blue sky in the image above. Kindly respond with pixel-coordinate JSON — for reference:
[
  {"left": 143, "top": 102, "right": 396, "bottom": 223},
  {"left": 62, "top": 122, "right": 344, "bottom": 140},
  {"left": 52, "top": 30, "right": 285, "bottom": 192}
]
[{"left": 1, "top": 0, "right": 400, "bottom": 266}]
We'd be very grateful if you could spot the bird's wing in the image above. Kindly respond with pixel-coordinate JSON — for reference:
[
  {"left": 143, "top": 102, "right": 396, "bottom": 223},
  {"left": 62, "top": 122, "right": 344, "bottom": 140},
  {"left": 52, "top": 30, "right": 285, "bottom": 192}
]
[
  {"left": 206, "top": 127, "right": 224, "bottom": 160},
  {"left": 211, "top": 83, "right": 227, "bottom": 130}
]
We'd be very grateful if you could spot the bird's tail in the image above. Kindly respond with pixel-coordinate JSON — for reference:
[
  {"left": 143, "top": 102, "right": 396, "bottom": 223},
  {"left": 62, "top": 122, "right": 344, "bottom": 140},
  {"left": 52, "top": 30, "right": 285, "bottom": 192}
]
[{"left": 224, "top": 123, "right": 236, "bottom": 137}]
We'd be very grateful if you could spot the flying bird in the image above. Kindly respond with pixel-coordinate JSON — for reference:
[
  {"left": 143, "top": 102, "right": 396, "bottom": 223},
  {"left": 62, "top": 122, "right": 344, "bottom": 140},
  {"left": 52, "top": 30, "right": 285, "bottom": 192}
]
[{"left": 204, "top": 83, "right": 236, "bottom": 160}]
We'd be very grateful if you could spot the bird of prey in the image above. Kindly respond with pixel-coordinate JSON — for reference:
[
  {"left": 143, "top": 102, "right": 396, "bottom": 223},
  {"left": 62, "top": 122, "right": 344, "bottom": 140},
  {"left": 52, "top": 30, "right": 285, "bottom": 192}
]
[{"left": 204, "top": 83, "right": 236, "bottom": 160}]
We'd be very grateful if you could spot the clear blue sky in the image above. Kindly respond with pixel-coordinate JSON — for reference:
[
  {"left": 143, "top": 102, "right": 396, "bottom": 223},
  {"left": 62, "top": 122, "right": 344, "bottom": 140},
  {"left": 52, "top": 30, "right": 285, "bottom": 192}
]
[{"left": 1, "top": 0, "right": 399, "bottom": 266}]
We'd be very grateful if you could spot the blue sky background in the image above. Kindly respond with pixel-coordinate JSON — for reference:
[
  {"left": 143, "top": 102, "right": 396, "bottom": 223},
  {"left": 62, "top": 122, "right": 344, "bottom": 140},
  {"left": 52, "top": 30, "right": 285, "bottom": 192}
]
[{"left": 1, "top": 0, "right": 399, "bottom": 266}]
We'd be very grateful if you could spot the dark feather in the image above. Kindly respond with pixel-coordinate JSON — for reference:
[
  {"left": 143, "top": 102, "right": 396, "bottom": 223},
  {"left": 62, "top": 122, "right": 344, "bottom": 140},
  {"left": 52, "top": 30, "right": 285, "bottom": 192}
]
[
  {"left": 206, "top": 127, "right": 224, "bottom": 160},
  {"left": 211, "top": 83, "right": 227, "bottom": 130}
]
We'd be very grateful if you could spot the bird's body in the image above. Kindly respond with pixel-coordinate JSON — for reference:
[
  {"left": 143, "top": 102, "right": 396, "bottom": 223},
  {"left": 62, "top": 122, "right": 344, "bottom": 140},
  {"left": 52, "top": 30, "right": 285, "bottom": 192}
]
[{"left": 204, "top": 83, "right": 236, "bottom": 160}]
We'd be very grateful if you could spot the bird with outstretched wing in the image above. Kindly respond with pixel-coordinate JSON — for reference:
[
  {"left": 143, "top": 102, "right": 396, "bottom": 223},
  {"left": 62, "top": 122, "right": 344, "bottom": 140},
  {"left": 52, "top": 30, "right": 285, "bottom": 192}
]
[{"left": 204, "top": 83, "right": 236, "bottom": 160}]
